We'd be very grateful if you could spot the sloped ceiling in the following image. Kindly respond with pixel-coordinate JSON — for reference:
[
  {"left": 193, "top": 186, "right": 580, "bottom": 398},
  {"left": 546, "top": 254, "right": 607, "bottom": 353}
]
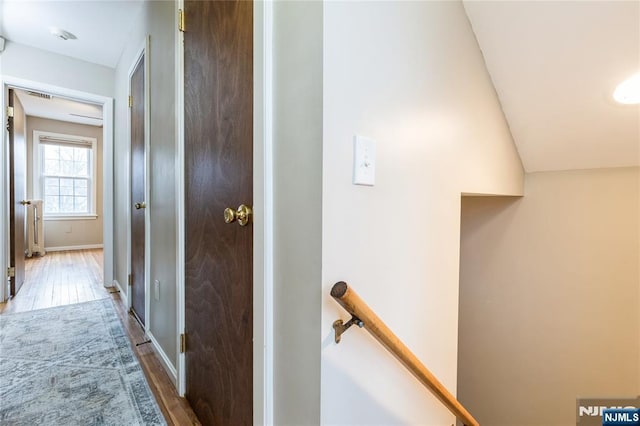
[{"left": 464, "top": 1, "right": 640, "bottom": 172}]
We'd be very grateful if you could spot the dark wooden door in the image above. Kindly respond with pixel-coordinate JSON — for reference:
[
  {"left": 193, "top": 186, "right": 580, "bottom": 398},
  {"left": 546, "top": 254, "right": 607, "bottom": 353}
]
[
  {"left": 184, "top": 1, "right": 253, "bottom": 425},
  {"left": 130, "top": 55, "right": 146, "bottom": 326},
  {"left": 8, "top": 89, "right": 27, "bottom": 297}
]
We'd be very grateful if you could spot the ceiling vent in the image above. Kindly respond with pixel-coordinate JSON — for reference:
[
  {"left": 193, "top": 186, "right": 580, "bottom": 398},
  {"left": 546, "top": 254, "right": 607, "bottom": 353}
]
[{"left": 27, "top": 91, "right": 52, "bottom": 100}]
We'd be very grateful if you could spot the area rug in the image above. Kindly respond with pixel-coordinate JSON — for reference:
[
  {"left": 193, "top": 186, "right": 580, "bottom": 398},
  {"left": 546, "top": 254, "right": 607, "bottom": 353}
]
[{"left": 0, "top": 298, "right": 166, "bottom": 425}]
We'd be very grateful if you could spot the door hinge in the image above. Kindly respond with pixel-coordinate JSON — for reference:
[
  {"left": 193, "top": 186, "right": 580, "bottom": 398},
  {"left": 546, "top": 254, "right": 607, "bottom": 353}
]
[
  {"left": 128, "top": 274, "right": 133, "bottom": 286},
  {"left": 6, "top": 106, "right": 14, "bottom": 118},
  {"left": 180, "top": 333, "right": 186, "bottom": 353},
  {"left": 178, "top": 9, "right": 185, "bottom": 32},
  {"left": 128, "top": 95, "right": 133, "bottom": 108},
  {"left": 7, "top": 267, "right": 15, "bottom": 278}
]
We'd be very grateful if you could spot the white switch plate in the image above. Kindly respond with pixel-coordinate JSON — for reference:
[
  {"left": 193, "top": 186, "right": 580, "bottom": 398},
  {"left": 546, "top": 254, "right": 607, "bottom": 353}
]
[
  {"left": 353, "top": 135, "right": 376, "bottom": 186},
  {"left": 154, "top": 279, "right": 160, "bottom": 301}
]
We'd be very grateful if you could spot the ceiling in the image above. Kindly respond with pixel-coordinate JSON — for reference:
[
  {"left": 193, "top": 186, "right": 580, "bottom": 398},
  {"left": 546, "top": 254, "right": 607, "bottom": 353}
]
[
  {"left": 0, "top": 0, "right": 144, "bottom": 68},
  {"left": 0, "top": 0, "right": 139, "bottom": 126},
  {"left": 464, "top": 0, "right": 640, "bottom": 172},
  {"left": 14, "top": 89, "right": 103, "bottom": 127},
  {"left": 1, "top": 1, "right": 638, "bottom": 172}
]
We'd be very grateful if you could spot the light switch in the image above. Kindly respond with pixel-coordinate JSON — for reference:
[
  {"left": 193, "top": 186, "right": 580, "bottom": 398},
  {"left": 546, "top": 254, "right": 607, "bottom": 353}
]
[{"left": 353, "top": 135, "right": 376, "bottom": 186}]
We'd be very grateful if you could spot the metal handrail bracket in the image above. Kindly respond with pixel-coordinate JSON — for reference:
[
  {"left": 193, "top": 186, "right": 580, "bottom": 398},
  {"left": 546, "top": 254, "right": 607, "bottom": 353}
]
[{"left": 332, "top": 315, "right": 364, "bottom": 344}]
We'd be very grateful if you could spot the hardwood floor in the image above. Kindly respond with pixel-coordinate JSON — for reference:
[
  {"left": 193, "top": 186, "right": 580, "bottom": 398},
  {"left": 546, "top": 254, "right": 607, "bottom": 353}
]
[
  {"left": 0, "top": 249, "right": 200, "bottom": 425},
  {"left": 112, "top": 291, "right": 200, "bottom": 426},
  {"left": 0, "top": 249, "right": 107, "bottom": 314}
]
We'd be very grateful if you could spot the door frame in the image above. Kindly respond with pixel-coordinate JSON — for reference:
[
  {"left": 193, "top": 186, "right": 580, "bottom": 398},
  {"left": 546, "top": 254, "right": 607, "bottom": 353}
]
[
  {"left": 174, "top": 1, "right": 274, "bottom": 423},
  {"left": 1, "top": 76, "right": 115, "bottom": 302},
  {"left": 126, "top": 38, "right": 151, "bottom": 328}
]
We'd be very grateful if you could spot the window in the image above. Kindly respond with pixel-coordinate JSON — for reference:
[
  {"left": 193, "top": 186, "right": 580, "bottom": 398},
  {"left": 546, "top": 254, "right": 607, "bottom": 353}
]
[{"left": 33, "top": 131, "right": 97, "bottom": 219}]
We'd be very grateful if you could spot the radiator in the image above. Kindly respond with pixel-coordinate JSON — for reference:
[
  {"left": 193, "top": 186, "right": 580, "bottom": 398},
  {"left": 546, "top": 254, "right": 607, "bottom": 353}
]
[{"left": 26, "top": 199, "right": 46, "bottom": 257}]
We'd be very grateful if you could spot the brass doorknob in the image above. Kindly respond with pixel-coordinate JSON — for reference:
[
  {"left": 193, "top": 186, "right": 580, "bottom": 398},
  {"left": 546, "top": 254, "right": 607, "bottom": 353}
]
[
  {"left": 224, "top": 204, "right": 252, "bottom": 226},
  {"left": 19, "top": 200, "right": 31, "bottom": 206},
  {"left": 134, "top": 202, "right": 146, "bottom": 210}
]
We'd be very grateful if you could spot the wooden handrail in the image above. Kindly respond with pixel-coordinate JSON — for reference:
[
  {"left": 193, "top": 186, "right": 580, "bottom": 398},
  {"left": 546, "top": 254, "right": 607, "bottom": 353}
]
[{"left": 330, "top": 281, "right": 479, "bottom": 426}]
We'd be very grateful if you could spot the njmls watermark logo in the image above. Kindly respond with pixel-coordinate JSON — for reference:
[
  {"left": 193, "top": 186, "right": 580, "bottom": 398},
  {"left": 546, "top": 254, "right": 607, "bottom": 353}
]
[{"left": 577, "top": 397, "right": 640, "bottom": 426}]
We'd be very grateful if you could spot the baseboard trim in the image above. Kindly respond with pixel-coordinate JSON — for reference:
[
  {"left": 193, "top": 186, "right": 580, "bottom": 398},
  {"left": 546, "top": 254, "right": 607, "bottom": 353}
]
[
  {"left": 113, "top": 280, "right": 128, "bottom": 306},
  {"left": 45, "top": 244, "right": 104, "bottom": 252},
  {"left": 147, "top": 331, "right": 178, "bottom": 386}
]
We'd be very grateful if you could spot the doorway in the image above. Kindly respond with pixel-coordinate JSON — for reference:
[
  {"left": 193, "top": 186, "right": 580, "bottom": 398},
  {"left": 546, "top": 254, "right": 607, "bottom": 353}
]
[
  {"left": 2, "top": 78, "right": 115, "bottom": 305},
  {"left": 3, "top": 85, "right": 109, "bottom": 313}
]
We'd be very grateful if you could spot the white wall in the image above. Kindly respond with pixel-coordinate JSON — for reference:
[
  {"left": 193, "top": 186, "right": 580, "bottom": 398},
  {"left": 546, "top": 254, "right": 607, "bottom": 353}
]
[
  {"left": 144, "top": 0, "right": 177, "bottom": 370},
  {"left": 113, "top": 18, "right": 138, "bottom": 305},
  {"left": 113, "top": 0, "right": 178, "bottom": 369},
  {"left": 458, "top": 168, "right": 640, "bottom": 425},
  {"left": 25, "top": 116, "right": 103, "bottom": 249},
  {"left": 321, "top": 2, "right": 523, "bottom": 424},
  {"left": 273, "top": 1, "right": 323, "bottom": 424},
  {"left": 1, "top": 42, "right": 114, "bottom": 98}
]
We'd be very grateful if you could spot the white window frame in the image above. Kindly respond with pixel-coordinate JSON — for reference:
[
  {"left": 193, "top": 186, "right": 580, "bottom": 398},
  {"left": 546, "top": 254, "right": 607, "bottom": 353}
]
[{"left": 32, "top": 130, "right": 98, "bottom": 220}]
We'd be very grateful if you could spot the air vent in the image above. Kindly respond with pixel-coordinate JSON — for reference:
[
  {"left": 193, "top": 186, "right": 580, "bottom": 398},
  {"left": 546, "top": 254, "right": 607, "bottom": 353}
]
[{"left": 27, "top": 91, "right": 52, "bottom": 100}]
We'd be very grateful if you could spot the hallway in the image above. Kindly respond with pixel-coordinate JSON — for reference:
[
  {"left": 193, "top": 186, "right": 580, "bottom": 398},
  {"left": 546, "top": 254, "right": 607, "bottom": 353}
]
[{"left": 0, "top": 250, "right": 199, "bottom": 425}]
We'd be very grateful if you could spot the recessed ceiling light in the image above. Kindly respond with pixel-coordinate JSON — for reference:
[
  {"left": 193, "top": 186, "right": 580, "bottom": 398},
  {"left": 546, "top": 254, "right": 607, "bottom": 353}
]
[
  {"left": 49, "top": 27, "right": 76, "bottom": 41},
  {"left": 613, "top": 73, "right": 640, "bottom": 105}
]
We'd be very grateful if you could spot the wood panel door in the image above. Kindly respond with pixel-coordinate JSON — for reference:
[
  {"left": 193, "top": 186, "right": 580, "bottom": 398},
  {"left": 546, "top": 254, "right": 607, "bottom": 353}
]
[
  {"left": 130, "top": 54, "right": 146, "bottom": 326},
  {"left": 184, "top": 1, "right": 253, "bottom": 425},
  {"left": 8, "top": 89, "right": 27, "bottom": 297}
]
